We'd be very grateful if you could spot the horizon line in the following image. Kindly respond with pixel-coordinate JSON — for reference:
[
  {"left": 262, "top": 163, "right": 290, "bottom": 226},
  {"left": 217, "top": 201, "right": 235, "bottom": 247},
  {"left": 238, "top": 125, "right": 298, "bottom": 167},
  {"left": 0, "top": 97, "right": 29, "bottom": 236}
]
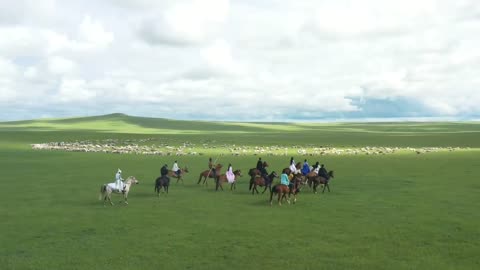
[{"left": 1, "top": 113, "right": 480, "bottom": 124}]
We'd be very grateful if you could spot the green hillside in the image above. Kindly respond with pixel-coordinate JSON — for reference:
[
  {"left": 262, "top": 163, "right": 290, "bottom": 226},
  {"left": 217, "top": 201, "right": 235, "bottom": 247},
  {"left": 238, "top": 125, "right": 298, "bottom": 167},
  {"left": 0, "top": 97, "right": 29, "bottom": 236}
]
[{"left": 1, "top": 113, "right": 480, "bottom": 148}]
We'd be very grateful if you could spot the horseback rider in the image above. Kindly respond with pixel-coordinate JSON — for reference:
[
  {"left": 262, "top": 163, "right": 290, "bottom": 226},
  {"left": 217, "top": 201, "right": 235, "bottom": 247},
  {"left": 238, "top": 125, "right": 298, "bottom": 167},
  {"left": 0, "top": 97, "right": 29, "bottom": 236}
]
[
  {"left": 289, "top": 157, "right": 299, "bottom": 174},
  {"left": 301, "top": 159, "right": 310, "bottom": 175},
  {"left": 172, "top": 160, "right": 180, "bottom": 176},
  {"left": 226, "top": 163, "right": 235, "bottom": 182},
  {"left": 161, "top": 164, "right": 169, "bottom": 178},
  {"left": 312, "top": 161, "right": 320, "bottom": 173},
  {"left": 280, "top": 171, "right": 290, "bottom": 186},
  {"left": 256, "top": 157, "right": 263, "bottom": 171},
  {"left": 319, "top": 164, "right": 329, "bottom": 179},
  {"left": 208, "top": 157, "right": 216, "bottom": 178},
  {"left": 115, "top": 168, "right": 125, "bottom": 193}
]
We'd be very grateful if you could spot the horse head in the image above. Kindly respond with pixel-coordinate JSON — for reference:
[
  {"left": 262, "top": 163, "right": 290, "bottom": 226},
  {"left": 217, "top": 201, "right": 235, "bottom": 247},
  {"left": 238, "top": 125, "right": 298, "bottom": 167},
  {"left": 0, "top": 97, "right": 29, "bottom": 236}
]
[
  {"left": 126, "top": 176, "right": 139, "bottom": 185},
  {"left": 269, "top": 171, "right": 278, "bottom": 179},
  {"left": 295, "top": 162, "right": 302, "bottom": 169},
  {"left": 263, "top": 161, "right": 269, "bottom": 168},
  {"left": 234, "top": 169, "right": 242, "bottom": 177},
  {"left": 328, "top": 170, "right": 334, "bottom": 178},
  {"left": 216, "top": 164, "right": 223, "bottom": 169},
  {"left": 183, "top": 166, "right": 189, "bottom": 173}
]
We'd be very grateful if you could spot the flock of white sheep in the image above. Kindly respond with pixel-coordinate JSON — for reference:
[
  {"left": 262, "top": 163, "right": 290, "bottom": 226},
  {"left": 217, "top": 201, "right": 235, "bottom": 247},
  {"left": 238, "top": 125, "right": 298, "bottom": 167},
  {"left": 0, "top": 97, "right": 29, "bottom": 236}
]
[{"left": 30, "top": 139, "right": 467, "bottom": 156}]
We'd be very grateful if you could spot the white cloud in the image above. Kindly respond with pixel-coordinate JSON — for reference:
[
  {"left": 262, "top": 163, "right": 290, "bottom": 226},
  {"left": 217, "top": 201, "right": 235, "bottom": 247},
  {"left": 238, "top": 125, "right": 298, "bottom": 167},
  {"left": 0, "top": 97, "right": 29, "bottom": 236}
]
[
  {"left": 0, "top": 0, "right": 56, "bottom": 25},
  {"left": 57, "top": 78, "right": 95, "bottom": 102},
  {"left": 48, "top": 56, "right": 76, "bottom": 75},
  {"left": 138, "top": 0, "right": 229, "bottom": 45},
  {"left": 24, "top": 66, "right": 38, "bottom": 79},
  {"left": 78, "top": 15, "right": 114, "bottom": 49},
  {"left": 0, "top": 57, "right": 19, "bottom": 102},
  {"left": 200, "top": 39, "right": 246, "bottom": 75}
]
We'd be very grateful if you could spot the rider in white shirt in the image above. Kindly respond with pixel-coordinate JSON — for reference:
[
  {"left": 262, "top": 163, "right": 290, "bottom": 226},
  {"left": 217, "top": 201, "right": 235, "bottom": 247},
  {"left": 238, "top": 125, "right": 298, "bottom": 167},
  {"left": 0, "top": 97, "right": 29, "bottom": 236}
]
[
  {"left": 115, "top": 169, "right": 125, "bottom": 192},
  {"left": 172, "top": 161, "right": 180, "bottom": 176},
  {"left": 289, "top": 157, "right": 299, "bottom": 174}
]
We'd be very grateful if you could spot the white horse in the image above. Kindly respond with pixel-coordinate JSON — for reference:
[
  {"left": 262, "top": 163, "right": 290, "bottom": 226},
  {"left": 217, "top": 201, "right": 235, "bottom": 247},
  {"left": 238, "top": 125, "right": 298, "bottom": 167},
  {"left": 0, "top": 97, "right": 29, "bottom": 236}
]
[{"left": 99, "top": 176, "right": 139, "bottom": 206}]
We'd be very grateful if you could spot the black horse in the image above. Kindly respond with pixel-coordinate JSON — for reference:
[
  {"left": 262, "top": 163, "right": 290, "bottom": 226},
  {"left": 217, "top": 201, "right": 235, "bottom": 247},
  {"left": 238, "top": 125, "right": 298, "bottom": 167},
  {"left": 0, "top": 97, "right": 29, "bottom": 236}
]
[
  {"left": 251, "top": 171, "right": 278, "bottom": 194},
  {"left": 311, "top": 171, "right": 335, "bottom": 193},
  {"left": 155, "top": 175, "right": 170, "bottom": 196}
]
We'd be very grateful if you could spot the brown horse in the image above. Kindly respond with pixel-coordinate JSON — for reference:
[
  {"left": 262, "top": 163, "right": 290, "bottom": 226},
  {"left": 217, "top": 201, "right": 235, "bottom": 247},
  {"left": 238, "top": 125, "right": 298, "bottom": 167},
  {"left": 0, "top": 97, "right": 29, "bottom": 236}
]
[
  {"left": 310, "top": 171, "right": 335, "bottom": 193},
  {"left": 197, "top": 164, "right": 223, "bottom": 186},
  {"left": 269, "top": 174, "right": 303, "bottom": 206},
  {"left": 215, "top": 170, "right": 242, "bottom": 191},
  {"left": 248, "top": 161, "right": 269, "bottom": 190},
  {"left": 168, "top": 167, "right": 189, "bottom": 184},
  {"left": 305, "top": 170, "right": 318, "bottom": 189},
  {"left": 251, "top": 171, "right": 278, "bottom": 194}
]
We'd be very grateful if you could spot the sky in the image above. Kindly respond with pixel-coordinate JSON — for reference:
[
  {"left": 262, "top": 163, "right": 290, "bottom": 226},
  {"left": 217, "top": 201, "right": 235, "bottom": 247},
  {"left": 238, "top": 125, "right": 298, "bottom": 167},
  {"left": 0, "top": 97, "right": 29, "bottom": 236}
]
[{"left": 0, "top": 0, "right": 479, "bottom": 122}]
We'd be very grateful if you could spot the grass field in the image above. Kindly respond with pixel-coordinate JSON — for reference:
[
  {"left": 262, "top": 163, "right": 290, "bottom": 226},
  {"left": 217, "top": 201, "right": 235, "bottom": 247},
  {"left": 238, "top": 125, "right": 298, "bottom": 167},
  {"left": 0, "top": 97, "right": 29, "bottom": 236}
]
[{"left": 1, "top": 114, "right": 479, "bottom": 270}]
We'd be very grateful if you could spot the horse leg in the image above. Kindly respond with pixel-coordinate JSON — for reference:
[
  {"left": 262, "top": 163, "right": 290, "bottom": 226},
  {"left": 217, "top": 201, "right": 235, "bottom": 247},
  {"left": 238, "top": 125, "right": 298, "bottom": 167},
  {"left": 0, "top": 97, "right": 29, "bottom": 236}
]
[
  {"left": 197, "top": 174, "right": 202, "bottom": 184},
  {"left": 261, "top": 185, "right": 268, "bottom": 194},
  {"left": 269, "top": 189, "right": 274, "bottom": 205},
  {"left": 278, "top": 193, "right": 282, "bottom": 206},
  {"left": 285, "top": 193, "right": 290, "bottom": 205},
  {"left": 124, "top": 193, "right": 128, "bottom": 205},
  {"left": 108, "top": 192, "right": 114, "bottom": 206},
  {"left": 326, "top": 183, "right": 330, "bottom": 192},
  {"left": 322, "top": 183, "right": 327, "bottom": 193},
  {"left": 103, "top": 193, "right": 108, "bottom": 206},
  {"left": 203, "top": 176, "right": 208, "bottom": 186},
  {"left": 166, "top": 185, "right": 169, "bottom": 194},
  {"left": 219, "top": 181, "right": 224, "bottom": 191}
]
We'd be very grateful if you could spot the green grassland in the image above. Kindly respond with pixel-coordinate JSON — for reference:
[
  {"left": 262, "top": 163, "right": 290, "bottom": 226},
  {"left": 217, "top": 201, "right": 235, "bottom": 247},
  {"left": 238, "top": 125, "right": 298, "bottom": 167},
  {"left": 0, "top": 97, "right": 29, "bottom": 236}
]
[{"left": 1, "top": 114, "right": 479, "bottom": 270}]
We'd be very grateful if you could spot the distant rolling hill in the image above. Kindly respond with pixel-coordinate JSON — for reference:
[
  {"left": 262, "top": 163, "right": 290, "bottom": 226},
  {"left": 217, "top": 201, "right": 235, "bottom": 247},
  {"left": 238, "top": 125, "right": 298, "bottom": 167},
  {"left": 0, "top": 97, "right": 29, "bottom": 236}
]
[
  {"left": 0, "top": 113, "right": 296, "bottom": 133},
  {"left": 1, "top": 113, "right": 480, "bottom": 147}
]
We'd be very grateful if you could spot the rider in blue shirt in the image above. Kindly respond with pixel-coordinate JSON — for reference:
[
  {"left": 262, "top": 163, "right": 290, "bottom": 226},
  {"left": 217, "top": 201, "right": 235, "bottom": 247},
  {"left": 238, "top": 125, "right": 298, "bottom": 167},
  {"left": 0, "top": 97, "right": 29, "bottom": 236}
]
[
  {"left": 280, "top": 172, "right": 290, "bottom": 186},
  {"left": 301, "top": 159, "right": 310, "bottom": 175}
]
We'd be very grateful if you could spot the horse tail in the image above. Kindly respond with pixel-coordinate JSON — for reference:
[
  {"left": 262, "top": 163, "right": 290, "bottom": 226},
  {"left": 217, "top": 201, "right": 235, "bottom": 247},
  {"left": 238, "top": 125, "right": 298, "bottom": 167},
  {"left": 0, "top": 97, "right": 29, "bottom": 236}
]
[{"left": 99, "top": 185, "right": 106, "bottom": 200}]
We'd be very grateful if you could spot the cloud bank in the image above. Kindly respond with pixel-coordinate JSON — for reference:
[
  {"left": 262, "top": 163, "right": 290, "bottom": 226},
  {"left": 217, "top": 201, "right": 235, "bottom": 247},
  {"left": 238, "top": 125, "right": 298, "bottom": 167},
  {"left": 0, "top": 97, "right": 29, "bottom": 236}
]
[{"left": 0, "top": 0, "right": 479, "bottom": 121}]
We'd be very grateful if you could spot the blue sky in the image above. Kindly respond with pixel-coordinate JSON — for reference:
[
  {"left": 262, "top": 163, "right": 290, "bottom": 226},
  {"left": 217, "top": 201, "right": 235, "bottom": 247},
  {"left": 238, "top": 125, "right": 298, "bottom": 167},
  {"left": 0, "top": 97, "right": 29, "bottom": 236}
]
[{"left": 0, "top": 0, "right": 479, "bottom": 122}]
